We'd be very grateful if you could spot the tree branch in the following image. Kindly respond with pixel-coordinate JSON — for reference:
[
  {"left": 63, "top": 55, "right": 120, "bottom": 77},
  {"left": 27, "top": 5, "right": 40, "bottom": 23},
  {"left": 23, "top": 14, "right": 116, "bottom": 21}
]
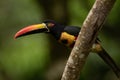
[{"left": 61, "top": 0, "right": 116, "bottom": 80}]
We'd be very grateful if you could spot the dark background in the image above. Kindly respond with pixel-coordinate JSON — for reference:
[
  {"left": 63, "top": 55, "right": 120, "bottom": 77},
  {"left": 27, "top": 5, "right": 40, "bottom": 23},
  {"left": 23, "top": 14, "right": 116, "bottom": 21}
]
[{"left": 0, "top": 0, "right": 120, "bottom": 80}]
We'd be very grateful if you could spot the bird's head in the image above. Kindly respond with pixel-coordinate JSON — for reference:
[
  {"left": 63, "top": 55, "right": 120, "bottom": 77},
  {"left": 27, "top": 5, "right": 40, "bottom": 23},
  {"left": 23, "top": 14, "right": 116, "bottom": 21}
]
[{"left": 14, "top": 20, "right": 64, "bottom": 39}]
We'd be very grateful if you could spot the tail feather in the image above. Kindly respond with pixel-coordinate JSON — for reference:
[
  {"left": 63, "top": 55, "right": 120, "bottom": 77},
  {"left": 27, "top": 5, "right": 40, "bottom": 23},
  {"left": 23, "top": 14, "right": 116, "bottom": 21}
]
[
  {"left": 93, "top": 43, "right": 120, "bottom": 78},
  {"left": 97, "top": 47, "right": 120, "bottom": 78}
]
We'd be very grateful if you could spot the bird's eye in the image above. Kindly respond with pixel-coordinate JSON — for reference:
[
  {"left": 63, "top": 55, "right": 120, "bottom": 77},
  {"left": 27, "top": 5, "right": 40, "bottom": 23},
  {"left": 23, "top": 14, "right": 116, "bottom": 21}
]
[{"left": 48, "top": 23, "right": 55, "bottom": 27}]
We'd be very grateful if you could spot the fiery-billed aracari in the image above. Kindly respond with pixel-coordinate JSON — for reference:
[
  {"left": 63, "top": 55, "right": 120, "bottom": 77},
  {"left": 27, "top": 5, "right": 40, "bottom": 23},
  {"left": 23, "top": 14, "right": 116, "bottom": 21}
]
[{"left": 14, "top": 20, "right": 120, "bottom": 78}]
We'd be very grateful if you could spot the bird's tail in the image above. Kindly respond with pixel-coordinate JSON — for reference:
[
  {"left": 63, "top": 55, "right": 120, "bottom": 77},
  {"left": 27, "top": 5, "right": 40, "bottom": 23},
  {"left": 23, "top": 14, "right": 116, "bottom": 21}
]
[{"left": 92, "top": 42, "right": 120, "bottom": 78}]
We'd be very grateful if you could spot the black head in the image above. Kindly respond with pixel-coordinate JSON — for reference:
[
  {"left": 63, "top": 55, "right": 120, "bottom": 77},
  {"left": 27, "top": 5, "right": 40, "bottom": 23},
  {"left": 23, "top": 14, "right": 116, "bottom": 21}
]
[{"left": 43, "top": 20, "right": 65, "bottom": 39}]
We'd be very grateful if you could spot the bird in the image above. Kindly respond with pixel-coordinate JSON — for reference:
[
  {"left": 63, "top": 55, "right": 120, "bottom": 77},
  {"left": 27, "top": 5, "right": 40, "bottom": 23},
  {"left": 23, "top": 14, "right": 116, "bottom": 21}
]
[{"left": 14, "top": 20, "right": 120, "bottom": 78}]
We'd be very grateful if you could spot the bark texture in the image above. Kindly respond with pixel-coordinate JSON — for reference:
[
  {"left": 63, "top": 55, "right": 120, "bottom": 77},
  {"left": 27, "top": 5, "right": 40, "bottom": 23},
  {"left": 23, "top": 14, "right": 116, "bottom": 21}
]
[{"left": 61, "top": 0, "right": 116, "bottom": 80}]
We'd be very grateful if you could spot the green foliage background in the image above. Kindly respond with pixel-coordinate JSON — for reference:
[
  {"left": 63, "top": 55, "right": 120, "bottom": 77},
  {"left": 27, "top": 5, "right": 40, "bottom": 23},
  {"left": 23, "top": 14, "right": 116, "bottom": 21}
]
[{"left": 0, "top": 0, "right": 120, "bottom": 80}]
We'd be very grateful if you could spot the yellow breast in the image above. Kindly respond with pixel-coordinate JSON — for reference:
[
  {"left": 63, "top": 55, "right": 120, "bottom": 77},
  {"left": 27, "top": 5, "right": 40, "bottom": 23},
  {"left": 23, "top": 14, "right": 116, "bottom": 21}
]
[{"left": 59, "top": 32, "right": 76, "bottom": 47}]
